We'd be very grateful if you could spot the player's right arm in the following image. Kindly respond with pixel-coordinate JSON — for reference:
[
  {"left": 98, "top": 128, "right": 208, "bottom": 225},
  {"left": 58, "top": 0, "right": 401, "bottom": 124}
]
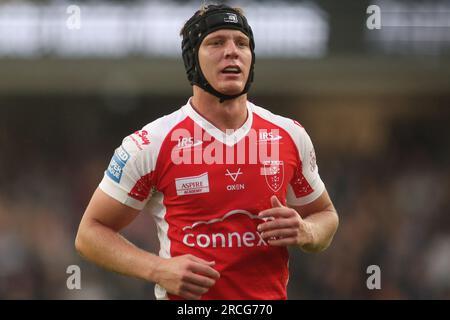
[
  {"left": 75, "top": 190, "right": 219, "bottom": 299},
  {"left": 75, "top": 187, "right": 160, "bottom": 283},
  {"left": 75, "top": 129, "right": 219, "bottom": 300}
]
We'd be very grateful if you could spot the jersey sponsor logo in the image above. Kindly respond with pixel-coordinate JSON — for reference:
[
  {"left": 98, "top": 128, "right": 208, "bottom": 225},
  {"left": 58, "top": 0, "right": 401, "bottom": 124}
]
[
  {"left": 175, "top": 172, "right": 210, "bottom": 196},
  {"left": 176, "top": 137, "right": 203, "bottom": 149},
  {"left": 182, "top": 210, "right": 269, "bottom": 249},
  {"left": 130, "top": 130, "right": 150, "bottom": 150},
  {"left": 260, "top": 160, "right": 284, "bottom": 192},
  {"left": 106, "top": 146, "right": 130, "bottom": 183},
  {"left": 225, "top": 168, "right": 245, "bottom": 191},
  {"left": 225, "top": 168, "right": 243, "bottom": 182},
  {"left": 259, "top": 132, "right": 282, "bottom": 142}
]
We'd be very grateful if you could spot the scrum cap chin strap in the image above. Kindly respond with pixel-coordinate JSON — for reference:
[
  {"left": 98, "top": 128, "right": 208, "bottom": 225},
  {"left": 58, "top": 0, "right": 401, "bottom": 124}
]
[{"left": 181, "top": 7, "right": 255, "bottom": 102}]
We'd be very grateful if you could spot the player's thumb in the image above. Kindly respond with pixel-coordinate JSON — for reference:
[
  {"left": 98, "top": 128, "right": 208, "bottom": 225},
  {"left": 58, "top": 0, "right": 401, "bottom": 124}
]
[{"left": 271, "top": 195, "right": 283, "bottom": 208}]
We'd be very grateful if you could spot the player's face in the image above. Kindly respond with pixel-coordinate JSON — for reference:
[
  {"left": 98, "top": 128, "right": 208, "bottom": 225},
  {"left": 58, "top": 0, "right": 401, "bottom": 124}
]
[{"left": 198, "top": 29, "right": 252, "bottom": 96}]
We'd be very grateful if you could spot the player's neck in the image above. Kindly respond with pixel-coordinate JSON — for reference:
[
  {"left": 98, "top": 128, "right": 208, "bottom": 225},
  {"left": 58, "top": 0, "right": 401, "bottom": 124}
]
[{"left": 191, "top": 87, "right": 248, "bottom": 132}]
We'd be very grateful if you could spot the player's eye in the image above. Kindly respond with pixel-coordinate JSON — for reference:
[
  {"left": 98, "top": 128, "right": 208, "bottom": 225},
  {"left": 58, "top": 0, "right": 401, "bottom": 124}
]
[
  {"left": 237, "top": 40, "right": 249, "bottom": 48},
  {"left": 209, "top": 39, "right": 223, "bottom": 46}
]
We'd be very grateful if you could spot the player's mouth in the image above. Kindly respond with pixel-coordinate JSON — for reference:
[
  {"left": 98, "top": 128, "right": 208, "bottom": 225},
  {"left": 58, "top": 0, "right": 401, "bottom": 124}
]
[{"left": 221, "top": 65, "right": 242, "bottom": 75}]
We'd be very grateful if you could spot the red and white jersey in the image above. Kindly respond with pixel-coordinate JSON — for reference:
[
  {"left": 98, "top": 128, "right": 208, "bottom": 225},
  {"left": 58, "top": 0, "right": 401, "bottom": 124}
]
[{"left": 99, "top": 99, "right": 325, "bottom": 300}]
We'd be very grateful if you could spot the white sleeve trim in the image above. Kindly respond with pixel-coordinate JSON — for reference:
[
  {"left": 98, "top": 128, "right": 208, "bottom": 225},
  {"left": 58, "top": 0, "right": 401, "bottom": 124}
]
[
  {"left": 99, "top": 174, "right": 146, "bottom": 211},
  {"left": 286, "top": 180, "right": 325, "bottom": 207}
]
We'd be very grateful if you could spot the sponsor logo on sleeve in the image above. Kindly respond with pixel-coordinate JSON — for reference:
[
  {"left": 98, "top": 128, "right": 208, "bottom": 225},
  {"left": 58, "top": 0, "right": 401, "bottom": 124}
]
[
  {"left": 130, "top": 130, "right": 150, "bottom": 150},
  {"left": 106, "top": 146, "right": 130, "bottom": 183}
]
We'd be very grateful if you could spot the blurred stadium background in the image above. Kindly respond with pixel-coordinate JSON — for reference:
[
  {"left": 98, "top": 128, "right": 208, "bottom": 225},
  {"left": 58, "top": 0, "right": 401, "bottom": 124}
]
[{"left": 0, "top": 0, "right": 449, "bottom": 299}]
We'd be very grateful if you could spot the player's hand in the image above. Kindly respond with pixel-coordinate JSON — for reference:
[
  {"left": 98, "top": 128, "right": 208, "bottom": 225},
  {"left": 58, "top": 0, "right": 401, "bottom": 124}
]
[
  {"left": 153, "top": 254, "right": 220, "bottom": 300},
  {"left": 258, "top": 195, "right": 314, "bottom": 247}
]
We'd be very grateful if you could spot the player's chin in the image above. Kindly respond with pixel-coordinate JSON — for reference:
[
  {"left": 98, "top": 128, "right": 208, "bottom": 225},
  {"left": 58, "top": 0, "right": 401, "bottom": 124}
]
[{"left": 217, "top": 82, "right": 245, "bottom": 96}]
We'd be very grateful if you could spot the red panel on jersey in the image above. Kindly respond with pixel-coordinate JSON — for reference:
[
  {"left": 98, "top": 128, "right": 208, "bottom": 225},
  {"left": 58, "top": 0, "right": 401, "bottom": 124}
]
[
  {"left": 128, "top": 171, "right": 155, "bottom": 201},
  {"left": 290, "top": 166, "right": 314, "bottom": 198}
]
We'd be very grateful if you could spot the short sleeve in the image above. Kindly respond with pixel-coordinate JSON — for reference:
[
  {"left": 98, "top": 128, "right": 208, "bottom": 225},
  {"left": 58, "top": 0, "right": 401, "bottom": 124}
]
[
  {"left": 286, "top": 126, "right": 325, "bottom": 206},
  {"left": 99, "top": 130, "right": 155, "bottom": 210}
]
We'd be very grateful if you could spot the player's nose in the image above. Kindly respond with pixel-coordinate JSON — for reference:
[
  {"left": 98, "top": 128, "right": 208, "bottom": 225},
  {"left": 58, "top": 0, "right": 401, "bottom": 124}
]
[{"left": 224, "top": 40, "right": 239, "bottom": 59}]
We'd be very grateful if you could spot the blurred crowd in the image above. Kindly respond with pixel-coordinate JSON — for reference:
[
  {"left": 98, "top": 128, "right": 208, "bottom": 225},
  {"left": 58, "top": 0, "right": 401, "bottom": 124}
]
[
  {"left": 0, "top": 97, "right": 449, "bottom": 299},
  {"left": 288, "top": 106, "right": 450, "bottom": 299}
]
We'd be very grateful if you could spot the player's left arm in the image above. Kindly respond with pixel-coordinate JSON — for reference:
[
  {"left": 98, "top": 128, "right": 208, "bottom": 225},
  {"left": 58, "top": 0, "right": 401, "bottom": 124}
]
[
  {"left": 258, "top": 122, "right": 339, "bottom": 252},
  {"left": 258, "top": 191, "right": 338, "bottom": 253}
]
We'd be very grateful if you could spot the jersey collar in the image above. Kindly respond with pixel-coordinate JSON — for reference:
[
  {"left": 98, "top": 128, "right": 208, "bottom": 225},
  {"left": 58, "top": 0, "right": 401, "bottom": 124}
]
[{"left": 182, "top": 98, "right": 253, "bottom": 147}]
